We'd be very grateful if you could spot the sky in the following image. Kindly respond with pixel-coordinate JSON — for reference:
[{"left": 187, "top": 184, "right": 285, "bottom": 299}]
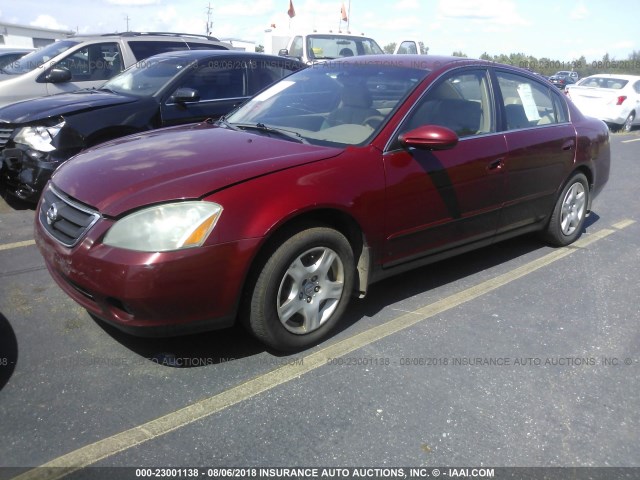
[{"left": 1, "top": 0, "right": 638, "bottom": 61}]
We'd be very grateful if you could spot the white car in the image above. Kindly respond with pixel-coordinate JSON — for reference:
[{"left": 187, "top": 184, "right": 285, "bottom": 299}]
[
  {"left": 0, "top": 33, "right": 229, "bottom": 107},
  {"left": 566, "top": 74, "right": 640, "bottom": 132}
]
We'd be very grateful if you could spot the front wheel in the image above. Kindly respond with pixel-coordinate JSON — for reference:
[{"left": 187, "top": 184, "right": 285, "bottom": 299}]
[
  {"left": 245, "top": 227, "right": 355, "bottom": 351},
  {"left": 541, "top": 172, "right": 589, "bottom": 246}
]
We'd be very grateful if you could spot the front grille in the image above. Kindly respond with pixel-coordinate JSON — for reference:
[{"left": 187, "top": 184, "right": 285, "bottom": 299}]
[
  {"left": 0, "top": 127, "right": 14, "bottom": 149},
  {"left": 39, "top": 185, "right": 100, "bottom": 247}
]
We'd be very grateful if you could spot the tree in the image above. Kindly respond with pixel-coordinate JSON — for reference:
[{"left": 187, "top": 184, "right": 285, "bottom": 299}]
[
  {"left": 255, "top": 44, "right": 264, "bottom": 53},
  {"left": 452, "top": 51, "right": 467, "bottom": 57},
  {"left": 383, "top": 42, "right": 396, "bottom": 54}
]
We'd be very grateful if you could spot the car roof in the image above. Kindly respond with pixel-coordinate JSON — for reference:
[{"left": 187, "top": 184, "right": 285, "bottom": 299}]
[
  {"left": 66, "top": 32, "right": 224, "bottom": 42},
  {"left": 332, "top": 54, "right": 493, "bottom": 71},
  {"left": 143, "top": 49, "right": 306, "bottom": 64}
]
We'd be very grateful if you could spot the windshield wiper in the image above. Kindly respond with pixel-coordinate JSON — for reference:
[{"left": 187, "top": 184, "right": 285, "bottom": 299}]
[
  {"left": 232, "top": 122, "right": 309, "bottom": 144},
  {"left": 215, "top": 116, "right": 238, "bottom": 130}
]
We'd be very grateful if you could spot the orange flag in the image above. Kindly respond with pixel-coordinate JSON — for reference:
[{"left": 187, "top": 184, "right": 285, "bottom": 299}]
[
  {"left": 288, "top": 0, "right": 296, "bottom": 18},
  {"left": 340, "top": 2, "right": 348, "bottom": 22}
]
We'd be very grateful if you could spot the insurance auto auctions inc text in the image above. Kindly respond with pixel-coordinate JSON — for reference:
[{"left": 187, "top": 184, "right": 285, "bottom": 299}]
[{"left": 194, "top": 468, "right": 495, "bottom": 478}]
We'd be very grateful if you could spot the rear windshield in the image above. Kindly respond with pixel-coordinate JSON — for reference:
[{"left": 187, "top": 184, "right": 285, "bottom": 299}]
[{"left": 580, "top": 77, "right": 629, "bottom": 89}]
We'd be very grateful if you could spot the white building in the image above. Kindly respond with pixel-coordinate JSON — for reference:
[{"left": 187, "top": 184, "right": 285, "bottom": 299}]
[{"left": 0, "top": 21, "right": 74, "bottom": 49}]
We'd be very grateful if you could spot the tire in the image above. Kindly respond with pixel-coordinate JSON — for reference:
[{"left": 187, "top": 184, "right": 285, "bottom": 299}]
[
  {"left": 541, "top": 172, "right": 589, "bottom": 246},
  {"left": 245, "top": 227, "right": 355, "bottom": 352},
  {"left": 622, "top": 112, "right": 635, "bottom": 133}
]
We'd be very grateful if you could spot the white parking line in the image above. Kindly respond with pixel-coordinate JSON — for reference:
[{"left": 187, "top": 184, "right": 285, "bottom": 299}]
[
  {"left": 11, "top": 221, "right": 631, "bottom": 480},
  {"left": 621, "top": 137, "right": 640, "bottom": 143},
  {"left": 0, "top": 239, "right": 36, "bottom": 251}
]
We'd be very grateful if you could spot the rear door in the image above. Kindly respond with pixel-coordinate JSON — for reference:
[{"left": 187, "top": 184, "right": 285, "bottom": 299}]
[{"left": 494, "top": 69, "right": 576, "bottom": 234}]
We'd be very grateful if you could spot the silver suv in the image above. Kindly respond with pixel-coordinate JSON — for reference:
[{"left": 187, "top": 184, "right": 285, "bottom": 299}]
[{"left": 0, "top": 32, "right": 230, "bottom": 107}]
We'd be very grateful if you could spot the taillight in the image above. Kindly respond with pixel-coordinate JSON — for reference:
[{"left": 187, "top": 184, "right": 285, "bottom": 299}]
[{"left": 616, "top": 96, "right": 627, "bottom": 105}]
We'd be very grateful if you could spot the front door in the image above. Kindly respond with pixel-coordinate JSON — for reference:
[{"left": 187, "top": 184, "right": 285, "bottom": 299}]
[
  {"left": 44, "top": 42, "right": 123, "bottom": 95},
  {"left": 382, "top": 68, "right": 508, "bottom": 266},
  {"left": 161, "top": 62, "right": 249, "bottom": 126}
]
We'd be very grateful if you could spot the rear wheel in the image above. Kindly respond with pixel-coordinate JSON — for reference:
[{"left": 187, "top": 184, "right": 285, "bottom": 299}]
[
  {"left": 245, "top": 227, "right": 355, "bottom": 351},
  {"left": 541, "top": 172, "right": 589, "bottom": 246},
  {"left": 622, "top": 112, "right": 635, "bottom": 133}
]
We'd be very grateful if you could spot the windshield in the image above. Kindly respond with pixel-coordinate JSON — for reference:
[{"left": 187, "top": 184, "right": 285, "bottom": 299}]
[
  {"left": 102, "top": 56, "right": 196, "bottom": 96},
  {"left": 3, "top": 40, "right": 80, "bottom": 75},
  {"left": 307, "top": 35, "right": 384, "bottom": 60},
  {"left": 226, "top": 61, "right": 428, "bottom": 147}
]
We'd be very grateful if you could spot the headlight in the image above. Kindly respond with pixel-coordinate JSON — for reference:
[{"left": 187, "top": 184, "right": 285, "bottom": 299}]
[
  {"left": 14, "top": 120, "right": 65, "bottom": 152},
  {"left": 103, "top": 202, "right": 223, "bottom": 252}
]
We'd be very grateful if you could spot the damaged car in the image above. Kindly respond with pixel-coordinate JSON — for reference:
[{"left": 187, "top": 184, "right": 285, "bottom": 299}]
[
  {"left": 35, "top": 55, "right": 610, "bottom": 351},
  {"left": 0, "top": 50, "right": 303, "bottom": 202}
]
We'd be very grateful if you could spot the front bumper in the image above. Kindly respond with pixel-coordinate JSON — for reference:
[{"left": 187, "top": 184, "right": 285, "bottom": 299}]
[
  {"left": 2, "top": 147, "right": 62, "bottom": 202},
  {"left": 34, "top": 205, "right": 262, "bottom": 337}
]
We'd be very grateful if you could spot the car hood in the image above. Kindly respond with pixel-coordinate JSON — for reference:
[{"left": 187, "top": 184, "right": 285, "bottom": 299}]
[
  {"left": 0, "top": 90, "right": 138, "bottom": 123},
  {"left": 52, "top": 122, "right": 343, "bottom": 217}
]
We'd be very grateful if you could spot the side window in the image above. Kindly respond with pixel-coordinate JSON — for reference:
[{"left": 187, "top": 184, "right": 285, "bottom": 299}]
[
  {"left": 56, "top": 42, "right": 121, "bottom": 81},
  {"left": 128, "top": 41, "right": 191, "bottom": 61},
  {"left": 399, "top": 69, "right": 493, "bottom": 139},
  {"left": 552, "top": 93, "right": 568, "bottom": 123},
  {"left": 496, "top": 71, "right": 565, "bottom": 129},
  {"left": 397, "top": 41, "right": 418, "bottom": 54},
  {"left": 634, "top": 81, "right": 640, "bottom": 94},
  {"left": 174, "top": 64, "right": 247, "bottom": 102},
  {"left": 289, "top": 36, "right": 303, "bottom": 58},
  {"left": 248, "top": 59, "right": 301, "bottom": 95}
]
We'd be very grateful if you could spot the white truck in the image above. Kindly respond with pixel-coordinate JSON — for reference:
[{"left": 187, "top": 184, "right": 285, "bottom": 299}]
[
  {"left": 393, "top": 39, "right": 423, "bottom": 54},
  {"left": 265, "top": 30, "right": 385, "bottom": 64}
]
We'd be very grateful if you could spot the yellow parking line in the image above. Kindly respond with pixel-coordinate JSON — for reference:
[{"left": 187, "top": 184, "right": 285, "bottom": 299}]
[
  {"left": 0, "top": 239, "right": 36, "bottom": 252},
  {"left": 11, "top": 221, "right": 631, "bottom": 480},
  {"left": 612, "top": 219, "right": 636, "bottom": 229}
]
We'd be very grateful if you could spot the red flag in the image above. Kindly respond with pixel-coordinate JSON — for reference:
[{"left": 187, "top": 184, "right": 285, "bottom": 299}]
[
  {"left": 288, "top": 0, "right": 296, "bottom": 18},
  {"left": 340, "top": 2, "right": 348, "bottom": 22}
]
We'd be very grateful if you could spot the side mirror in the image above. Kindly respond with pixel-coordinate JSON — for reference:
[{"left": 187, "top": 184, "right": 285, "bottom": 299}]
[
  {"left": 278, "top": 48, "right": 289, "bottom": 57},
  {"left": 172, "top": 88, "right": 200, "bottom": 104},
  {"left": 399, "top": 125, "right": 459, "bottom": 150},
  {"left": 45, "top": 67, "right": 72, "bottom": 84}
]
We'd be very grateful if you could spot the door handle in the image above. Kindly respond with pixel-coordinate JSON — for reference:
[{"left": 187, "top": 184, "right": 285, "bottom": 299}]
[
  {"left": 487, "top": 158, "right": 504, "bottom": 171},
  {"left": 562, "top": 139, "right": 575, "bottom": 151}
]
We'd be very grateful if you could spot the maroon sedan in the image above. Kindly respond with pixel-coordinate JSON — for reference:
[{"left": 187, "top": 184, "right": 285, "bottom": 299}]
[{"left": 35, "top": 55, "right": 610, "bottom": 351}]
